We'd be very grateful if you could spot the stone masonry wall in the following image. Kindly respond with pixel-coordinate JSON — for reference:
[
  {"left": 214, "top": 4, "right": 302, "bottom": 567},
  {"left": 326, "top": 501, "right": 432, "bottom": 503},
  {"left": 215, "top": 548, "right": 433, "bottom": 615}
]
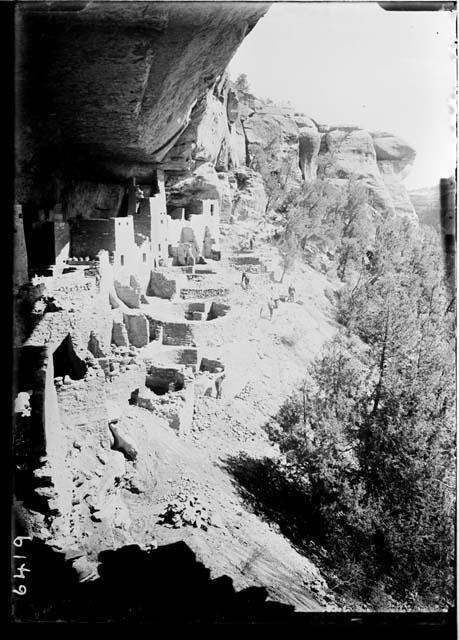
[
  {"left": 26, "top": 273, "right": 112, "bottom": 357},
  {"left": 114, "top": 281, "right": 141, "bottom": 309},
  {"left": 146, "top": 316, "right": 196, "bottom": 347},
  {"left": 147, "top": 271, "right": 178, "bottom": 299},
  {"left": 54, "top": 222, "right": 70, "bottom": 265},
  {"left": 229, "top": 255, "right": 261, "bottom": 265},
  {"left": 70, "top": 219, "right": 116, "bottom": 259},
  {"left": 180, "top": 287, "right": 229, "bottom": 300},
  {"left": 123, "top": 312, "right": 149, "bottom": 348},
  {"left": 146, "top": 365, "right": 185, "bottom": 390},
  {"left": 57, "top": 370, "right": 109, "bottom": 448}
]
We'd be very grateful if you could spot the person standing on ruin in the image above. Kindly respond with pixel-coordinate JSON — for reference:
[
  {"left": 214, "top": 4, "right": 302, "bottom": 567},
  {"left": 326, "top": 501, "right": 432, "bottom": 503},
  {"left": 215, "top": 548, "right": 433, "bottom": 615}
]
[
  {"left": 260, "top": 297, "right": 274, "bottom": 319},
  {"left": 215, "top": 371, "right": 226, "bottom": 399},
  {"left": 288, "top": 284, "right": 296, "bottom": 302}
]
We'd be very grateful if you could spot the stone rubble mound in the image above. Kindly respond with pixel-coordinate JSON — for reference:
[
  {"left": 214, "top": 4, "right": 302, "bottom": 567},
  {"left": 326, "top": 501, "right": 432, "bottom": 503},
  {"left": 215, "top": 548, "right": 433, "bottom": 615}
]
[{"left": 157, "top": 495, "right": 214, "bottom": 530}]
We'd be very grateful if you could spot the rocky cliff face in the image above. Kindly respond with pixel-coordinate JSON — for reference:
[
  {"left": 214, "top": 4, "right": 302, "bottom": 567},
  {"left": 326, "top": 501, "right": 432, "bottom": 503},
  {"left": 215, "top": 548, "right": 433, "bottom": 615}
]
[
  {"left": 371, "top": 131, "right": 417, "bottom": 220},
  {"left": 316, "top": 125, "right": 416, "bottom": 219},
  {"left": 170, "top": 86, "right": 417, "bottom": 225},
  {"left": 16, "top": 1, "right": 269, "bottom": 204}
]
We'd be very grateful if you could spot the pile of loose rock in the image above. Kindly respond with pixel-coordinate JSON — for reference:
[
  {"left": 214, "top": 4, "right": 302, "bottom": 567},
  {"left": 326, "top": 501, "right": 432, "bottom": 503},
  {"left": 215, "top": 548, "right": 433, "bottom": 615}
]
[
  {"left": 157, "top": 495, "right": 212, "bottom": 530},
  {"left": 110, "top": 344, "right": 140, "bottom": 366},
  {"left": 97, "top": 345, "right": 141, "bottom": 380}
]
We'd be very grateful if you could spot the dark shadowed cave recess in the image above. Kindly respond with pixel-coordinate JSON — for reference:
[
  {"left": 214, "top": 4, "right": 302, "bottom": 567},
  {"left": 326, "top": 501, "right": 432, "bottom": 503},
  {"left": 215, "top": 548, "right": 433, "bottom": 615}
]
[{"left": 53, "top": 334, "right": 87, "bottom": 380}]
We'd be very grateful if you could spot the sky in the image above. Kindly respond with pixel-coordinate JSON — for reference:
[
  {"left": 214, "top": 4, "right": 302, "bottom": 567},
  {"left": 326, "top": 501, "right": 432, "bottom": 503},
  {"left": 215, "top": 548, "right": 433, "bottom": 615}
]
[{"left": 228, "top": 2, "right": 457, "bottom": 189}]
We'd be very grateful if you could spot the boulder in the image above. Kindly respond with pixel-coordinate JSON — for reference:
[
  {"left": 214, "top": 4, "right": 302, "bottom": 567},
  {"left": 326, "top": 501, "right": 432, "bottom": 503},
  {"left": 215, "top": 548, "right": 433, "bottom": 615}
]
[
  {"left": 109, "top": 422, "right": 139, "bottom": 461},
  {"left": 370, "top": 131, "right": 416, "bottom": 174},
  {"left": 14, "top": 391, "right": 32, "bottom": 417}
]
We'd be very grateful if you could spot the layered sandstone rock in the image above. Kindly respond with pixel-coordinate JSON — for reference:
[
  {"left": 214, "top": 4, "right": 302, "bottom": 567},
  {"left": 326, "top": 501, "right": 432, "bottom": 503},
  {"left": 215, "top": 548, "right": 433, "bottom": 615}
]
[
  {"left": 163, "top": 76, "right": 246, "bottom": 174},
  {"left": 166, "top": 162, "right": 230, "bottom": 208},
  {"left": 318, "top": 125, "right": 417, "bottom": 220},
  {"left": 296, "top": 116, "right": 321, "bottom": 182},
  {"left": 232, "top": 168, "right": 268, "bottom": 222},
  {"left": 371, "top": 131, "right": 417, "bottom": 221},
  {"left": 16, "top": 1, "right": 269, "bottom": 202},
  {"left": 241, "top": 102, "right": 304, "bottom": 187},
  {"left": 163, "top": 73, "right": 249, "bottom": 219},
  {"left": 165, "top": 84, "right": 417, "bottom": 229}
]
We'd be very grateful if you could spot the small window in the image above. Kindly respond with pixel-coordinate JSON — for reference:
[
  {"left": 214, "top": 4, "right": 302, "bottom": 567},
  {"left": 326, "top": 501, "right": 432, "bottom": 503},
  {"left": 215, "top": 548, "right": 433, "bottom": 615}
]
[
  {"left": 210, "top": 204, "right": 214, "bottom": 215},
  {"left": 120, "top": 255, "right": 125, "bottom": 266},
  {"left": 142, "top": 253, "right": 147, "bottom": 263}
]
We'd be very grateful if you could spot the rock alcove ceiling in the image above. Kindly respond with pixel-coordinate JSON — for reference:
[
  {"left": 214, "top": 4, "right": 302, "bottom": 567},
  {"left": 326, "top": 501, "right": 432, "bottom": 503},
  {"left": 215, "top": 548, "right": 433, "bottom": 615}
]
[{"left": 16, "top": 1, "right": 270, "bottom": 201}]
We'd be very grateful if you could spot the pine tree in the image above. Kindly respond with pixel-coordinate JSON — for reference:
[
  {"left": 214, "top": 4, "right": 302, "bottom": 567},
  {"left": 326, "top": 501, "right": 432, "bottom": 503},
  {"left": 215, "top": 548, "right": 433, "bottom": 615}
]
[
  {"left": 268, "top": 221, "right": 455, "bottom": 608},
  {"left": 234, "top": 73, "right": 250, "bottom": 94}
]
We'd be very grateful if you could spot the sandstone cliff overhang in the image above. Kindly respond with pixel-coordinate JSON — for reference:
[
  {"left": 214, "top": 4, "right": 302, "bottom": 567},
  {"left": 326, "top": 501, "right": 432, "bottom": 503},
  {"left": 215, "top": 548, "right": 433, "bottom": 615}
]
[{"left": 16, "top": 1, "right": 270, "bottom": 198}]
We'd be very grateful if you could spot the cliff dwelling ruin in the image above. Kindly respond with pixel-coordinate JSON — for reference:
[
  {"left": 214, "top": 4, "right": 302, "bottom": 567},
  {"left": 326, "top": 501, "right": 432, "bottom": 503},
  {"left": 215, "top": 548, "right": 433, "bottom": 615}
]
[
  {"left": 13, "top": 1, "right": 270, "bottom": 580},
  {"left": 12, "top": 0, "right": 450, "bottom": 623}
]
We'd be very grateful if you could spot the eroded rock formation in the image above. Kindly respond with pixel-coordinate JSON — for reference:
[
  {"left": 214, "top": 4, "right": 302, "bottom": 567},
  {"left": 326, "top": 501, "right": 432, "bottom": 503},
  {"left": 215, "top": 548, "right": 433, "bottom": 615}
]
[
  {"left": 241, "top": 104, "right": 417, "bottom": 220},
  {"left": 16, "top": 1, "right": 269, "bottom": 203},
  {"left": 297, "top": 117, "right": 322, "bottom": 182}
]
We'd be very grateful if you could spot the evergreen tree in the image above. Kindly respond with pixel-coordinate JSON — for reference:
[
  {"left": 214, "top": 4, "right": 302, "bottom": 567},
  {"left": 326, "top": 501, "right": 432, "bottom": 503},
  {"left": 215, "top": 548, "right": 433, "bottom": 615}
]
[
  {"left": 267, "top": 220, "right": 455, "bottom": 608},
  {"left": 234, "top": 73, "right": 250, "bottom": 94}
]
